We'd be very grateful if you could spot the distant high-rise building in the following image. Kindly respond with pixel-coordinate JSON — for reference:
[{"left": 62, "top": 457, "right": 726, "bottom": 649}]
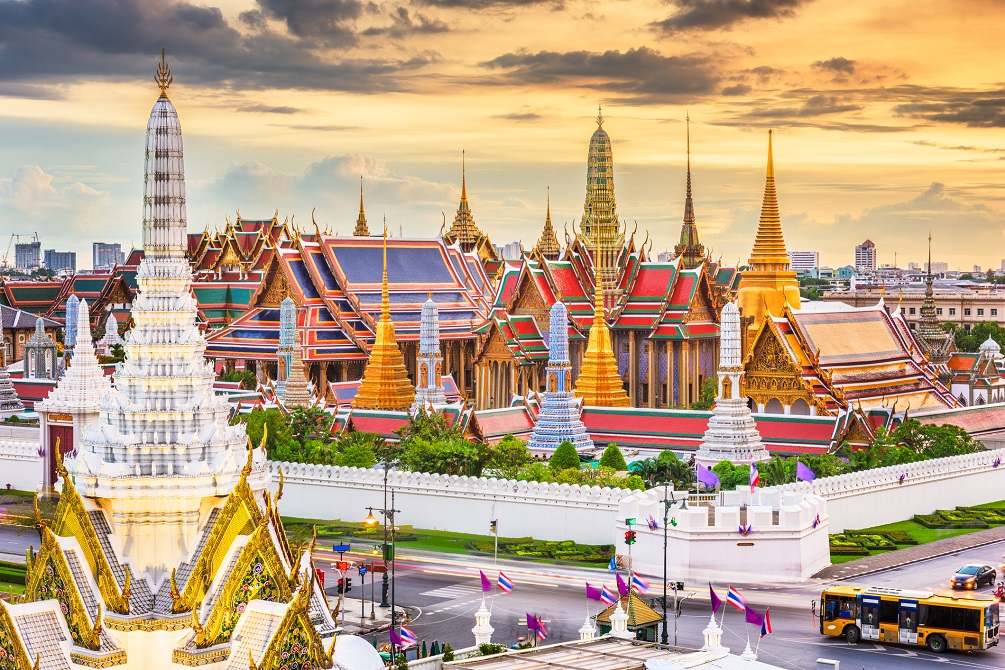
[
  {"left": 788, "top": 251, "right": 819, "bottom": 272},
  {"left": 43, "top": 249, "right": 76, "bottom": 273},
  {"left": 973, "top": 265, "right": 982, "bottom": 274},
  {"left": 855, "top": 239, "right": 876, "bottom": 273},
  {"left": 494, "top": 241, "right": 523, "bottom": 260},
  {"left": 908, "top": 262, "right": 920, "bottom": 272},
  {"left": 93, "top": 242, "right": 125, "bottom": 269},
  {"left": 14, "top": 241, "right": 41, "bottom": 270},
  {"left": 925, "top": 261, "right": 949, "bottom": 274}
]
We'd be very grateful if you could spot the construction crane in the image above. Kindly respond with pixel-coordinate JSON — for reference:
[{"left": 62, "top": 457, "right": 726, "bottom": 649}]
[{"left": 1, "top": 232, "right": 40, "bottom": 271}]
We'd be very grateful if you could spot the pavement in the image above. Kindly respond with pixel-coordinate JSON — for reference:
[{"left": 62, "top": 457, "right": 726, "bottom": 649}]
[{"left": 815, "top": 524, "right": 1005, "bottom": 580}]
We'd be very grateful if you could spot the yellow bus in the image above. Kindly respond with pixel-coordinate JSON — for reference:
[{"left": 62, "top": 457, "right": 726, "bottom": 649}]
[{"left": 819, "top": 585, "right": 999, "bottom": 653}]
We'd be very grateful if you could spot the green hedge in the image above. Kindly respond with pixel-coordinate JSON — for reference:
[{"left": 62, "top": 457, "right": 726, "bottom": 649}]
[
  {"left": 0, "top": 562, "right": 26, "bottom": 586},
  {"left": 465, "top": 538, "right": 613, "bottom": 564},
  {"left": 914, "top": 507, "right": 1005, "bottom": 529},
  {"left": 829, "top": 546, "right": 870, "bottom": 556}
]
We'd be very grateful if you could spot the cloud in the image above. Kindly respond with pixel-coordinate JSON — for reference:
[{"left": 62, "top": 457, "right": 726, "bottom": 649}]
[
  {"left": 812, "top": 56, "right": 856, "bottom": 75},
  {"left": 237, "top": 104, "right": 304, "bottom": 114},
  {"left": 493, "top": 112, "right": 543, "bottom": 121},
  {"left": 362, "top": 7, "right": 450, "bottom": 38},
  {"left": 721, "top": 84, "right": 752, "bottom": 96},
  {"left": 417, "top": 0, "right": 564, "bottom": 8},
  {"left": 0, "top": 0, "right": 432, "bottom": 93},
  {"left": 652, "top": 0, "right": 813, "bottom": 34},
  {"left": 480, "top": 47, "right": 719, "bottom": 103},
  {"left": 745, "top": 94, "right": 861, "bottom": 118},
  {"left": 913, "top": 140, "right": 1005, "bottom": 153},
  {"left": 894, "top": 87, "right": 1005, "bottom": 128},
  {"left": 0, "top": 82, "right": 65, "bottom": 100},
  {"left": 0, "top": 165, "right": 112, "bottom": 246}
]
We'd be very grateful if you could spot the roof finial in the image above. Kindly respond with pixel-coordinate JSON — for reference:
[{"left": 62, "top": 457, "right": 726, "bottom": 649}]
[
  {"left": 596, "top": 103, "right": 604, "bottom": 128},
  {"left": 685, "top": 112, "right": 693, "bottom": 204},
  {"left": 461, "top": 149, "right": 467, "bottom": 200},
  {"left": 766, "top": 128, "right": 774, "bottom": 179},
  {"left": 382, "top": 217, "right": 389, "bottom": 318},
  {"left": 155, "top": 49, "right": 173, "bottom": 98},
  {"left": 546, "top": 185, "right": 551, "bottom": 221}
]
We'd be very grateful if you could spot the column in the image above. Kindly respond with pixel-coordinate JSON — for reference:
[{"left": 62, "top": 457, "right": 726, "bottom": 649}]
[
  {"left": 628, "top": 332, "right": 636, "bottom": 406},
  {"left": 460, "top": 341, "right": 467, "bottom": 397},
  {"left": 647, "top": 339, "right": 656, "bottom": 409}
]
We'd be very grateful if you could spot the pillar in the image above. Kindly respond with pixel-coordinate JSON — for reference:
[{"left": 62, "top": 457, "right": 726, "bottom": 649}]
[
  {"left": 647, "top": 339, "right": 656, "bottom": 409},
  {"left": 628, "top": 332, "right": 637, "bottom": 406}
]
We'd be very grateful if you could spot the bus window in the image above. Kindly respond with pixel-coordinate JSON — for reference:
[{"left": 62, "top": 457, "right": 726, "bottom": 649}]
[
  {"left": 880, "top": 600, "right": 899, "bottom": 624},
  {"left": 824, "top": 596, "right": 857, "bottom": 620},
  {"left": 986, "top": 604, "right": 999, "bottom": 631},
  {"left": 921, "top": 605, "right": 981, "bottom": 632}
]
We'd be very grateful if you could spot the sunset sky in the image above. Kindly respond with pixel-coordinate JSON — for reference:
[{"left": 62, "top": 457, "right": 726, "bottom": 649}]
[{"left": 0, "top": 0, "right": 1003, "bottom": 270}]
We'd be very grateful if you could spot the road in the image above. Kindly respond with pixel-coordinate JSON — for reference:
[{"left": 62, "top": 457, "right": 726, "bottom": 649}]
[{"left": 4, "top": 523, "right": 1003, "bottom": 669}]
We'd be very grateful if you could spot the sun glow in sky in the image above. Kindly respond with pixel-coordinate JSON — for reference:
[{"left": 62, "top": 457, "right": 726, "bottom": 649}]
[{"left": 0, "top": 0, "right": 1003, "bottom": 270}]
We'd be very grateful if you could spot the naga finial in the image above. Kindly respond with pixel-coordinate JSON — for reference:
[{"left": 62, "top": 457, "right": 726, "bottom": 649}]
[
  {"left": 33, "top": 493, "right": 44, "bottom": 530},
  {"left": 170, "top": 568, "right": 181, "bottom": 603},
  {"left": 276, "top": 467, "right": 285, "bottom": 502},
  {"left": 155, "top": 49, "right": 173, "bottom": 97},
  {"left": 90, "top": 602, "right": 104, "bottom": 650}
]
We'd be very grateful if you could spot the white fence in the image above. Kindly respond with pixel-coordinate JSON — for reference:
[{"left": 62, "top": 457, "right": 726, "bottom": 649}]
[
  {"left": 270, "top": 462, "right": 632, "bottom": 545},
  {"left": 0, "top": 425, "right": 41, "bottom": 492},
  {"left": 763, "top": 447, "right": 1005, "bottom": 533}
]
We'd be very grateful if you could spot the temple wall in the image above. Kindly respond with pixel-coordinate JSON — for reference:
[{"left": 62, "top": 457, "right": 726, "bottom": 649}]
[
  {"left": 762, "top": 447, "right": 1005, "bottom": 533},
  {"left": 269, "top": 462, "right": 631, "bottom": 545},
  {"left": 0, "top": 424, "right": 42, "bottom": 492},
  {"left": 619, "top": 488, "right": 830, "bottom": 583}
]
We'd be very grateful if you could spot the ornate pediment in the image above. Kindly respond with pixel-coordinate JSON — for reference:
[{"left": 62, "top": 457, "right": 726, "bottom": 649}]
[
  {"left": 747, "top": 326, "right": 800, "bottom": 375},
  {"left": 253, "top": 579, "right": 334, "bottom": 670},
  {"left": 257, "top": 263, "right": 293, "bottom": 308}
]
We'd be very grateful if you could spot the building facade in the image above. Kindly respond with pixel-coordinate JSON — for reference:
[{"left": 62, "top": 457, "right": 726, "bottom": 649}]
[
  {"left": 854, "top": 239, "right": 876, "bottom": 273},
  {"left": 14, "top": 240, "right": 41, "bottom": 270},
  {"left": 93, "top": 242, "right": 126, "bottom": 269},
  {"left": 788, "top": 251, "right": 819, "bottom": 272},
  {"left": 822, "top": 287, "right": 1005, "bottom": 330},
  {"left": 44, "top": 249, "right": 76, "bottom": 272}
]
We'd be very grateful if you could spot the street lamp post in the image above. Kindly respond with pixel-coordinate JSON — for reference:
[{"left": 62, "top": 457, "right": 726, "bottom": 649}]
[
  {"left": 659, "top": 483, "right": 675, "bottom": 646},
  {"left": 365, "top": 490, "right": 401, "bottom": 654}
]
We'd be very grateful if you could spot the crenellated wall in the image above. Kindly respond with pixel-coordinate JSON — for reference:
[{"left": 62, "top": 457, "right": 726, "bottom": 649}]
[
  {"left": 270, "top": 461, "right": 632, "bottom": 545},
  {"left": 762, "top": 447, "right": 1005, "bottom": 533},
  {"left": 0, "top": 424, "right": 42, "bottom": 492}
]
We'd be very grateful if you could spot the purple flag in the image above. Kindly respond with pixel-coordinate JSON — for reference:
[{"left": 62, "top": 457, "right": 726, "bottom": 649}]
[
  {"left": 796, "top": 461, "right": 816, "bottom": 483},
  {"left": 616, "top": 572, "right": 629, "bottom": 597},
  {"left": 586, "top": 582, "right": 603, "bottom": 602},
  {"left": 389, "top": 628, "right": 403, "bottom": 647},
  {"left": 479, "top": 570, "right": 492, "bottom": 592},
  {"left": 709, "top": 583, "right": 722, "bottom": 614},
  {"left": 526, "top": 613, "right": 538, "bottom": 630},
  {"left": 745, "top": 605, "right": 765, "bottom": 627},
  {"left": 697, "top": 463, "right": 720, "bottom": 490}
]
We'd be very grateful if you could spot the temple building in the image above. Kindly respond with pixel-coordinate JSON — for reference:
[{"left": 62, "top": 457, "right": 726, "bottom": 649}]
[
  {"left": 95, "top": 313, "right": 124, "bottom": 356},
  {"left": 473, "top": 114, "right": 736, "bottom": 410},
  {"left": 914, "top": 234, "right": 955, "bottom": 374},
  {"left": 531, "top": 189, "right": 561, "bottom": 261},
  {"left": 735, "top": 130, "right": 801, "bottom": 351},
  {"left": 442, "top": 153, "right": 499, "bottom": 266},
  {"left": 0, "top": 344, "right": 23, "bottom": 418},
  {"left": 0, "top": 53, "right": 338, "bottom": 668},
  {"left": 353, "top": 177, "right": 370, "bottom": 237},
  {"left": 527, "top": 302, "right": 594, "bottom": 453}
]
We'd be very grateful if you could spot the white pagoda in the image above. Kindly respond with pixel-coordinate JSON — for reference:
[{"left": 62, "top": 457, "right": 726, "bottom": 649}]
[
  {"left": 0, "top": 52, "right": 338, "bottom": 669},
  {"left": 412, "top": 296, "right": 448, "bottom": 410}
]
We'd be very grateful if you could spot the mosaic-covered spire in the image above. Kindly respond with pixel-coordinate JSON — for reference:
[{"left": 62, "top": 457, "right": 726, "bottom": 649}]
[
  {"left": 443, "top": 151, "right": 485, "bottom": 251},
  {"left": 574, "top": 251, "right": 629, "bottom": 407},
  {"left": 916, "top": 232, "right": 954, "bottom": 367},
  {"left": 413, "top": 295, "right": 447, "bottom": 409},
  {"left": 529, "top": 301, "right": 594, "bottom": 452},
  {"left": 283, "top": 325, "right": 312, "bottom": 408},
  {"left": 64, "top": 294, "right": 80, "bottom": 350},
  {"left": 95, "top": 313, "right": 123, "bottom": 356},
  {"left": 580, "top": 105, "right": 623, "bottom": 296},
  {"left": 353, "top": 176, "right": 370, "bottom": 236},
  {"left": 674, "top": 115, "right": 706, "bottom": 269},
  {"left": 143, "top": 50, "right": 187, "bottom": 259},
  {"left": 353, "top": 227, "right": 415, "bottom": 410},
  {"left": 534, "top": 187, "right": 561, "bottom": 260},
  {"left": 36, "top": 299, "right": 110, "bottom": 416},
  {"left": 0, "top": 331, "right": 24, "bottom": 416},
  {"left": 748, "top": 130, "right": 789, "bottom": 271},
  {"left": 276, "top": 296, "right": 297, "bottom": 394}
]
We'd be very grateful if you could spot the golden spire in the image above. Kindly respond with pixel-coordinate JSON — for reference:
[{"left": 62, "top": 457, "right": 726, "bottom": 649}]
[
  {"left": 747, "top": 129, "right": 789, "bottom": 270},
  {"left": 675, "top": 113, "right": 705, "bottom": 269},
  {"left": 574, "top": 244, "right": 630, "bottom": 407},
  {"left": 596, "top": 103, "right": 604, "bottom": 128},
  {"left": 352, "top": 225, "right": 415, "bottom": 411},
  {"left": 461, "top": 150, "right": 467, "bottom": 203},
  {"left": 443, "top": 150, "right": 488, "bottom": 252},
  {"left": 534, "top": 186, "right": 561, "bottom": 259},
  {"left": 155, "top": 49, "right": 173, "bottom": 98},
  {"left": 354, "top": 176, "right": 369, "bottom": 236}
]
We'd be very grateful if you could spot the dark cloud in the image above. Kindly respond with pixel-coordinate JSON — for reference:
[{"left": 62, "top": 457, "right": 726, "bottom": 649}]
[
  {"left": 744, "top": 65, "right": 782, "bottom": 81},
  {"left": 0, "top": 82, "right": 65, "bottom": 100},
  {"left": 812, "top": 57, "right": 856, "bottom": 75},
  {"left": 254, "top": 0, "right": 362, "bottom": 45},
  {"left": 652, "top": 0, "right": 812, "bottom": 34},
  {"left": 417, "top": 0, "right": 564, "bottom": 8},
  {"left": 362, "top": 7, "right": 449, "bottom": 38},
  {"left": 721, "top": 84, "right": 752, "bottom": 96},
  {"left": 0, "top": 0, "right": 433, "bottom": 93},
  {"left": 746, "top": 94, "right": 861, "bottom": 118},
  {"left": 913, "top": 140, "right": 1005, "bottom": 153},
  {"left": 894, "top": 87, "right": 1005, "bottom": 128},
  {"left": 237, "top": 104, "right": 304, "bottom": 114},
  {"left": 493, "top": 112, "right": 543, "bottom": 121},
  {"left": 480, "top": 47, "right": 719, "bottom": 104}
]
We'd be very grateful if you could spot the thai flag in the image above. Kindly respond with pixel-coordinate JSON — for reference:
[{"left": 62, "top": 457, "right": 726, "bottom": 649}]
[
  {"left": 497, "top": 572, "right": 514, "bottom": 593},
  {"left": 399, "top": 626, "right": 419, "bottom": 648},
  {"left": 600, "top": 584, "right": 618, "bottom": 605},
  {"left": 750, "top": 461, "right": 760, "bottom": 493},
  {"left": 536, "top": 617, "right": 548, "bottom": 641},
  {"left": 727, "top": 586, "right": 746, "bottom": 611},
  {"left": 631, "top": 572, "right": 650, "bottom": 595},
  {"left": 647, "top": 514, "right": 659, "bottom": 531},
  {"left": 760, "top": 609, "right": 773, "bottom": 638}
]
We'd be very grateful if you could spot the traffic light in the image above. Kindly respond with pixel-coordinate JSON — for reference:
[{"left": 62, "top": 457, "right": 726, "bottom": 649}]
[
  {"left": 490, "top": 519, "right": 498, "bottom": 534},
  {"left": 624, "top": 530, "right": 636, "bottom": 545},
  {"left": 337, "top": 578, "right": 345, "bottom": 594},
  {"left": 345, "top": 577, "right": 352, "bottom": 593},
  {"left": 336, "top": 578, "right": 353, "bottom": 594}
]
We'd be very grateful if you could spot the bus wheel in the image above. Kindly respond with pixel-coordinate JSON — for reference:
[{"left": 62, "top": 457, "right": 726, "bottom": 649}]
[
  {"left": 926, "top": 635, "right": 946, "bottom": 653},
  {"left": 844, "top": 625, "right": 860, "bottom": 643}
]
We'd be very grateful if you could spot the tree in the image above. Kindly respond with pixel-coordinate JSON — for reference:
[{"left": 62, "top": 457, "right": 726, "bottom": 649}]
[
  {"left": 758, "top": 457, "right": 793, "bottom": 486},
  {"left": 235, "top": 408, "right": 295, "bottom": 459},
  {"left": 290, "top": 406, "right": 331, "bottom": 444},
  {"left": 336, "top": 431, "right": 383, "bottom": 469},
  {"left": 711, "top": 461, "right": 751, "bottom": 490},
  {"left": 486, "top": 435, "right": 531, "bottom": 478},
  {"left": 969, "top": 322, "right": 1005, "bottom": 350},
  {"left": 598, "top": 444, "right": 628, "bottom": 471},
  {"left": 549, "top": 441, "right": 582, "bottom": 471},
  {"left": 892, "top": 419, "right": 984, "bottom": 458},
  {"left": 690, "top": 378, "right": 717, "bottom": 411}
]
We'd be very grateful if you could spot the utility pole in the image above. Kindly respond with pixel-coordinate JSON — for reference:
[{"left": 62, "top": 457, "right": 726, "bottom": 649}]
[{"left": 660, "top": 483, "right": 675, "bottom": 646}]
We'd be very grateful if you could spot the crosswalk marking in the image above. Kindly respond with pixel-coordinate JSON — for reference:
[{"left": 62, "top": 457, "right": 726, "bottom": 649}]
[{"left": 420, "top": 585, "right": 482, "bottom": 600}]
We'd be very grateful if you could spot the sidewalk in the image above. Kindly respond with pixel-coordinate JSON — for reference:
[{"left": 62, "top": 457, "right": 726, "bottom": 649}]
[
  {"left": 324, "top": 590, "right": 409, "bottom": 635},
  {"left": 813, "top": 524, "right": 1005, "bottom": 581}
]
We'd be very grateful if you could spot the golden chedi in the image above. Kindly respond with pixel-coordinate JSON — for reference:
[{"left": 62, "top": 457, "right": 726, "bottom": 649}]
[{"left": 574, "top": 257, "right": 630, "bottom": 407}]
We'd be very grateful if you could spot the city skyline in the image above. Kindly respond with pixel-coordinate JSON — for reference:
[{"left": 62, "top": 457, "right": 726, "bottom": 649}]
[{"left": 1, "top": 0, "right": 1003, "bottom": 269}]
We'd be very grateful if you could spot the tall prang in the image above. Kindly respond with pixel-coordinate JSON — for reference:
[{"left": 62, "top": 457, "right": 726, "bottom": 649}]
[
  {"left": 736, "top": 130, "right": 801, "bottom": 347},
  {"left": 353, "top": 176, "right": 370, "bottom": 236},
  {"left": 276, "top": 295, "right": 297, "bottom": 395},
  {"left": 579, "top": 106, "right": 625, "bottom": 298},
  {"left": 695, "top": 301, "right": 769, "bottom": 465},
  {"left": 532, "top": 188, "right": 561, "bottom": 260},
  {"left": 65, "top": 293, "right": 80, "bottom": 352},
  {"left": 916, "top": 233, "right": 954, "bottom": 375},
  {"left": 443, "top": 152, "right": 498, "bottom": 263},
  {"left": 413, "top": 295, "right": 448, "bottom": 410},
  {"left": 0, "top": 340, "right": 24, "bottom": 418},
  {"left": 70, "top": 52, "right": 264, "bottom": 578},
  {"left": 674, "top": 116, "right": 706, "bottom": 269},
  {"left": 528, "top": 302, "right": 594, "bottom": 452}
]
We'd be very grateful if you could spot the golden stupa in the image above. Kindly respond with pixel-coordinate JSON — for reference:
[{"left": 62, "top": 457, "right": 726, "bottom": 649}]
[
  {"left": 574, "top": 253, "right": 630, "bottom": 407},
  {"left": 736, "top": 130, "right": 801, "bottom": 345},
  {"left": 352, "top": 226, "right": 416, "bottom": 410}
]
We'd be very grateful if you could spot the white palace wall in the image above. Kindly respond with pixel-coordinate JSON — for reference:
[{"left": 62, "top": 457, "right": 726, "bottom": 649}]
[
  {"left": 0, "top": 424, "right": 42, "bottom": 492},
  {"left": 270, "top": 461, "right": 631, "bottom": 545},
  {"left": 763, "top": 447, "right": 1005, "bottom": 533}
]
